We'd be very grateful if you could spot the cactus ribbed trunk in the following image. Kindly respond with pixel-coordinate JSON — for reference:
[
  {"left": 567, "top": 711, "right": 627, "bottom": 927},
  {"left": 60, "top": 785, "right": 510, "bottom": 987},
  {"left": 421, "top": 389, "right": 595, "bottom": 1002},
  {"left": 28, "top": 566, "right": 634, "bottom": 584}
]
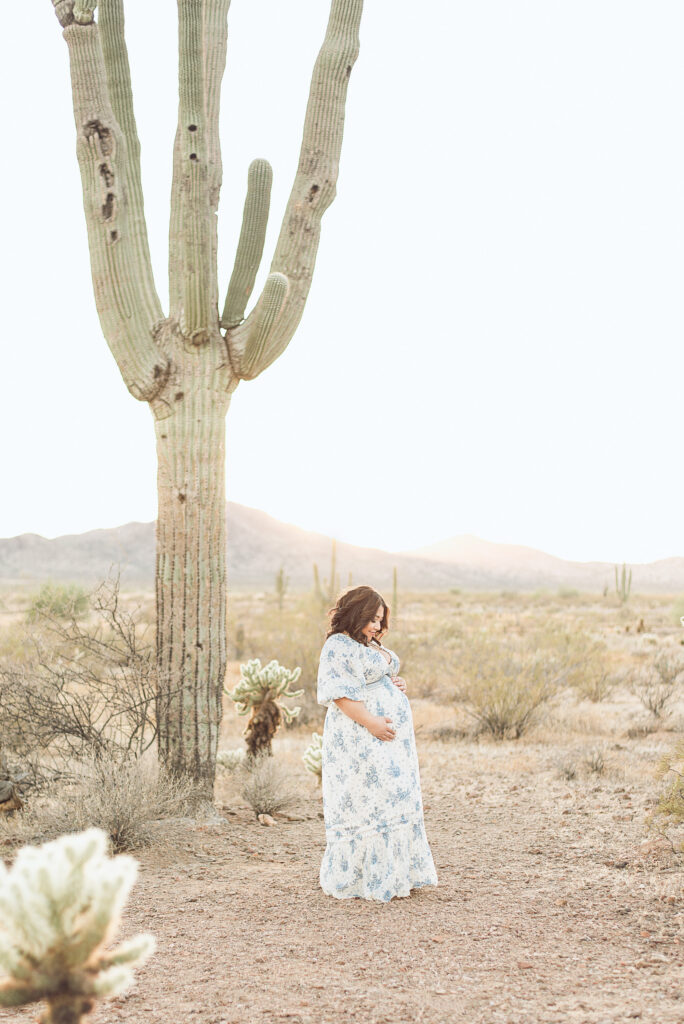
[
  {"left": 155, "top": 372, "right": 230, "bottom": 795},
  {"left": 51, "top": 0, "right": 364, "bottom": 797}
]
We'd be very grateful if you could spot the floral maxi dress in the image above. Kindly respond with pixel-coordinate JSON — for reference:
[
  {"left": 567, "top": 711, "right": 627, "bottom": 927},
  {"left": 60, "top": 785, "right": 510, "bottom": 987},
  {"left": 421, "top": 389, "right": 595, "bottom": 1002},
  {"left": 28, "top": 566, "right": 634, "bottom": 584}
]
[{"left": 317, "top": 632, "right": 438, "bottom": 901}]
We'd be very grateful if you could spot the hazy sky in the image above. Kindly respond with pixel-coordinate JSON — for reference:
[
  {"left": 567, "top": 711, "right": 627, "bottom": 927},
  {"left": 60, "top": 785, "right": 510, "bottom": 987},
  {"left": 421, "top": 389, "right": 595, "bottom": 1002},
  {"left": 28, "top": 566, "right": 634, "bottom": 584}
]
[{"left": 2, "top": 2, "right": 683, "bottom": 564}]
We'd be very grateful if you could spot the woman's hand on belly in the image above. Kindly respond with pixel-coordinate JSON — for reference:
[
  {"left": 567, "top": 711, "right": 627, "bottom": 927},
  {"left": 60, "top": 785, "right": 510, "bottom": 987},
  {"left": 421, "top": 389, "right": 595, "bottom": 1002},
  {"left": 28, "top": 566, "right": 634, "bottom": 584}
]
[
  {"left": 391, "top": 675, "right": 407, "bottom": 694},
  {"left": 367, "top": 715, "right": 396, "bottom": 741}
]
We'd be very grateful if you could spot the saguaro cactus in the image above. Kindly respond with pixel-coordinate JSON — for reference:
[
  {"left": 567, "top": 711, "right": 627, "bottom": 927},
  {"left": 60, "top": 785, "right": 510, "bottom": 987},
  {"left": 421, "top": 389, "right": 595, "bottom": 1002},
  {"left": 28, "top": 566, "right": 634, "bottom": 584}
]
[
  {"left": 614, "top": 563, "right": 632, "bottom": 603},
  {"left": 49, "top": 0, "right": 364, "bottom": 796}
]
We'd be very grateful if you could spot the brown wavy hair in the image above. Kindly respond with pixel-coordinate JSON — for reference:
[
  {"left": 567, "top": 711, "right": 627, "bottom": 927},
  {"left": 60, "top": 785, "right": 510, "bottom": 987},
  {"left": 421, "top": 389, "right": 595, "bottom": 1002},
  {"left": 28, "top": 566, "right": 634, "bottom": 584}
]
[{"left": 326, "top": 585, "right": 390, "bottom": 646}]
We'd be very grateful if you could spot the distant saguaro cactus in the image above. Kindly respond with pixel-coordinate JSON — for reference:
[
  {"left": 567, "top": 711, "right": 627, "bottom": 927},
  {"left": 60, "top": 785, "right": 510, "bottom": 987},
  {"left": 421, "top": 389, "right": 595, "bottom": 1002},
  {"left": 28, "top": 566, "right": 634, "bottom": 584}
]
[
  {"left": 615, "top": 563, "right": 632, "bottom": 603},
  {"left": 48, "top": 0, "right": 364, "bottom": 797},
  {"left": 226, "top": 658, "right": 303, "bottom": 757},
  {"left": 313, "top": 538, "right": 340, "bottom": 611},
  {"left": 0, "top": 829, "right": 154, "bottom": 1024},
  {"left": 275, "top": 565, "right": 289, "bottom": 613}
]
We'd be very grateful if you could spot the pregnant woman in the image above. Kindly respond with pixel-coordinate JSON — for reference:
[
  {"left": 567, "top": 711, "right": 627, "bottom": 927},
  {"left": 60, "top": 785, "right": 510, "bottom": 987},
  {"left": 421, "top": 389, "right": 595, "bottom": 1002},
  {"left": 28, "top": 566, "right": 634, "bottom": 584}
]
[{"left": 317, "top": 585, "right": 438, "bottom": 901}]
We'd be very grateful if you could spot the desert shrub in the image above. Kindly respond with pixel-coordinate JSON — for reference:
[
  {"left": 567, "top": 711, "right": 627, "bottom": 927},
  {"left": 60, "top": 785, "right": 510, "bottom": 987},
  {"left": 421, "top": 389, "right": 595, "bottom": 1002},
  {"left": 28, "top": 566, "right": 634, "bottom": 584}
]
[
  {"left": 27, "top": 754, "right": 194, "bottom": 852},
  {"left": 240, "top": 753, "right": 299, "bottom": 818},
  {"left": 396, "top": 619, "right": 464, "bottom": 699},
  {"left": 0, "top": 575, "right": 157, "bottom": 785},
  {"left": 452, "top": 629, "right": 591, "bottom": 740},
  {"left": 646, "top": 740, "right": 684, "bottom": 858},
  {"left": 582, "top": 746, "right": 606, "bottom": 775},
  {"left": 670, "top": 596, "right": 684, "bottom": 627},
  {"left": 573, "top": 665, "right": 617, "bottom": 703},
  {"left": 556, "top": 756, "right": 578, "bottom": 781},
  {"left": 216, "top": 748, "right": 246, "bottom": 772},
  {"left": 630, "top": 653, "right": 683, "bottom": 718},
  {"left": 625, "top": 720, "right": 659, "bottom": 739},
  {"left": 27, "top": 582, "right": 89, "bottom": 622}
]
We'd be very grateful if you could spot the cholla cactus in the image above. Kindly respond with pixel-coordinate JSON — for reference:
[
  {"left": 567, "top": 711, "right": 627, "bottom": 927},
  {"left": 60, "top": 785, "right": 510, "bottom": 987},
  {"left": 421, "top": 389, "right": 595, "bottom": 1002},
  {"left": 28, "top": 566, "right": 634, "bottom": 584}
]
[
  {"left": 226, "top": 659, "right": 303, "bottom": 757},
  {"left": 302, "top": 732, "right": 323, "bottom": 785},
  {"left": 0, "top": 828, "right": 155, "bottom": 1023}
]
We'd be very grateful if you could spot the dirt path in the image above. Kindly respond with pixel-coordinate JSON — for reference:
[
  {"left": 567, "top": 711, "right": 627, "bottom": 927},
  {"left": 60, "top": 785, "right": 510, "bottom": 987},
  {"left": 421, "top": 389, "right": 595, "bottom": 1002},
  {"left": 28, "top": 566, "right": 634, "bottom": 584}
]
[{"left": 1, "top": 740, "right": 682, "bottom": 1024}]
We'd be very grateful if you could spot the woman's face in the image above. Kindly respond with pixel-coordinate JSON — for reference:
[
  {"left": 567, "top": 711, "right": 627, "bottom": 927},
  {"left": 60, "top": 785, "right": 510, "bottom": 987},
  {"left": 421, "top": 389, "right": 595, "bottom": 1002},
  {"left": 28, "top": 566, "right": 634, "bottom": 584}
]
[{"left": 361, "top": 603, "right": 384, "bottom": 642}]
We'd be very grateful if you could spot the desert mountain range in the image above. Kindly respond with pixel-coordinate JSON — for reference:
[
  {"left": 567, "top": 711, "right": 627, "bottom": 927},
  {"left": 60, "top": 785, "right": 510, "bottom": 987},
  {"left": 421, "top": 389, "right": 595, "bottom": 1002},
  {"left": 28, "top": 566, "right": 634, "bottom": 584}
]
[{"left": 0, "top": 503, "right": 682, "bottom": 593}]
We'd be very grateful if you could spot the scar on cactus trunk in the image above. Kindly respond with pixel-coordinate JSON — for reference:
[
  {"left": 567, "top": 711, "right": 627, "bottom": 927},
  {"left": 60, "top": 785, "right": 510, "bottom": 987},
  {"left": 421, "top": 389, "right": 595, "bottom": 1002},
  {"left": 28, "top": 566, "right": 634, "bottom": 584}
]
[{"left": 227, "top": 659, "right": 303, "bottom": 759}]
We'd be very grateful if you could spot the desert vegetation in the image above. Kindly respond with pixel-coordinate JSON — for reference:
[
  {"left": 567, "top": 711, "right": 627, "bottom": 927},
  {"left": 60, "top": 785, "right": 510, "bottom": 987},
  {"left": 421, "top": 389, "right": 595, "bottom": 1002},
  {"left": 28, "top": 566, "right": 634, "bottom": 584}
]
[{"left": 1, "top": 582, "right": 682, "bottom": 1022}]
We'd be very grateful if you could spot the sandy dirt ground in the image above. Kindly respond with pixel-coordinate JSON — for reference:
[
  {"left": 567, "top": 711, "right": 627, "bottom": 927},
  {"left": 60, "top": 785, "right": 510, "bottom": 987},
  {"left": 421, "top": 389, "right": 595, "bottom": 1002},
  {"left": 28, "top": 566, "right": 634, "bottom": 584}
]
[{"left": 1, "top": 724, "right": 682, "bottom": 1024}]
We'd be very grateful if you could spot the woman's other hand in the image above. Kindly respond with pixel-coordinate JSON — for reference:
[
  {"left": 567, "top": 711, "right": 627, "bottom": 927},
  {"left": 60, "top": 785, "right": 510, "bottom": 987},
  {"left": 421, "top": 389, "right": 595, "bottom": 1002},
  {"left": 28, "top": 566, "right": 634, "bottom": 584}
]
[
  {"left": 391, "top": 675, "right": 407, "bottom": 694},
  {"left": 368, "top": 715, "right": 396, "bottom": 741}
]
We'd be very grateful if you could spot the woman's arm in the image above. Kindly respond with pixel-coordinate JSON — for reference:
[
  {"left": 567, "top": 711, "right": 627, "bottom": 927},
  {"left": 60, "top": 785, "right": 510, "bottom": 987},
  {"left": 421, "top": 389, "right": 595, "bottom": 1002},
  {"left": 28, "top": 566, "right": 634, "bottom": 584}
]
[{"left": 333, "top": 698, "right": 396, "bottom": 741}]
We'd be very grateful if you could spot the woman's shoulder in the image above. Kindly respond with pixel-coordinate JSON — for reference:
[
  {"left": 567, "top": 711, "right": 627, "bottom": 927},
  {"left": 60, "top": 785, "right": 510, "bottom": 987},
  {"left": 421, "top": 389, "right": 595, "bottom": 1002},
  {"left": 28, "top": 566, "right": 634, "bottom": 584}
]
[
  {"left": 322, "top": 632, "right": 365, "bottom": 658},
  {"left": 322, "top": 632, "right": 357, "bottom": 648}
]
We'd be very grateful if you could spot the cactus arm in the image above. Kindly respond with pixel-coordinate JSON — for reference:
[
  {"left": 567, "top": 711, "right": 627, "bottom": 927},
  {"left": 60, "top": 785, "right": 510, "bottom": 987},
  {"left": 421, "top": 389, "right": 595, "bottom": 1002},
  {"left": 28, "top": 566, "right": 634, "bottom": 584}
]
[
  {"left": 168, "top": 0, "right": 230, "bottom": 342},
  {"left": 220, "top": 159, "right": 273, "bottom": 330},
  {"left": 234, "top": 273, "right": 289, "bottom": 380},
  {"left": 226, "top": 0, "right": 363, "bottom": 380},
  {"left": 58, "top": 17, "right": 168, "bottom": 400},
  {"left": 168, "top": 128, "right": 184, "bottom": 320},
  {"left": 203, "top": 0, "right": 231, "bottom": 323},
  {"left": 98, "top": 0, "right": 163, "bottom": 324},
  {"left": 177, "top": 0, "right": 210, "bottom": 340}
]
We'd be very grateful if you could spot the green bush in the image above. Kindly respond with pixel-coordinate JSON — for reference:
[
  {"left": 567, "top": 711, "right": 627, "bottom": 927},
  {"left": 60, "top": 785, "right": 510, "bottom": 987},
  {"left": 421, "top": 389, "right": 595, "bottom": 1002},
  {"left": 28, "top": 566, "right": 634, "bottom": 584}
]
[
  {"left": 452, "top": 627, "right": 593, "bottom": 740},
  {"left": 27, "top": 583, "right": 89, "bottom": 622}
]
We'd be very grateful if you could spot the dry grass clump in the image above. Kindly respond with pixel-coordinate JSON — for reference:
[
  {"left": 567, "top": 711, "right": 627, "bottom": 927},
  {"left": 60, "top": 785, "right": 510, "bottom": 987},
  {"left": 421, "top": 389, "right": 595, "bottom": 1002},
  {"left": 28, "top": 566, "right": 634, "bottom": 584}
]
[
  {"left": 240, "top": 753, "right": 299, "bottom": 818},
  {"left": 216, "top": 748, "right": 246, "bottom": 772},
  {"left": 582, "top": 745, "right": 606, "bottom": 775},
  {"left": 629, "top": 653, "right": 684, "bottom": 719},
  {"left": 646, "top": 739, "right": 684, "bottom": 859},
  {"left": 13, "top": 754, "right": 195, "bottom": 853}
]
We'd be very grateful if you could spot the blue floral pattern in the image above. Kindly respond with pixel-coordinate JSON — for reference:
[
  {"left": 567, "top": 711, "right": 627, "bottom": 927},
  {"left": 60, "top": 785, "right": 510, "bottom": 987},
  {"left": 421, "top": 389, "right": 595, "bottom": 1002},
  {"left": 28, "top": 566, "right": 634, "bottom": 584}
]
[{"left": 317, "top": 633, "right": 438, "bottom": 902}]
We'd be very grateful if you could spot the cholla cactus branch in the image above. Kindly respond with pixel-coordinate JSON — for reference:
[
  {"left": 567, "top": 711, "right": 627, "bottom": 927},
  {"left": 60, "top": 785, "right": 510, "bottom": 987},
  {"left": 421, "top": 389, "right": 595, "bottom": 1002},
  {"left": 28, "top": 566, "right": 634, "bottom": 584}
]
[
  {"left": 226, "top": 0, "right": 363, "bottom": 379},
  {"left": 227, "top": 658, "right": 303, "bottom": 716},
  {"left": 303, "top": 732, "right": 323, "bottom": 784},
  {"left": 221, "top": 159, "right": 274, "bottom": 330},
  {"left": 0, "top": 829, "right": 155, "bottom": 1024}
]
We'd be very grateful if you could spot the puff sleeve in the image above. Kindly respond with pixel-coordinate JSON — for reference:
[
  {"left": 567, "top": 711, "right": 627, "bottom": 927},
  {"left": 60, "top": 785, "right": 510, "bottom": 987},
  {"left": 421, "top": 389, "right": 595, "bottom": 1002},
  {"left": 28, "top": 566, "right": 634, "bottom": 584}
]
[{"left": 317, "top": 634, "right": 365, "bottom": 708}]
